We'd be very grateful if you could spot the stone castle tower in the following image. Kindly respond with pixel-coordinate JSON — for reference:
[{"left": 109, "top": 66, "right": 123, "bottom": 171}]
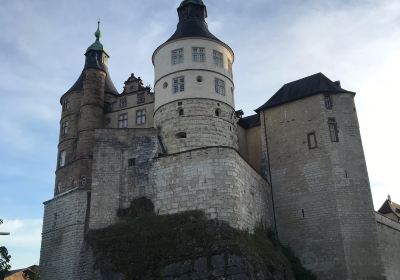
[
  {"left": 256, "top": 75, "right": 385, "bottom": 279},
  {"left": 39, "top": 1, "right": 400, "bottom": 279},
  {"left": 153, "top": 0, "right": 237, "bottom": 153}
]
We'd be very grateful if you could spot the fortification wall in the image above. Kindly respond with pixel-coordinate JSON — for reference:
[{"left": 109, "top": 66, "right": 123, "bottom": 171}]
[
  {"left": 152, "top": 147, "right": 272, "bottom": 230},
  {"left": 375, "top": 213, "right": 400, "bottom": 280},
  {"left": 261, "top": 93, "right": 384, "bottom": 279},
  {"left": 89, "top": 128, "right": 272, "bottom": 231},
  {"left": 39, "top": 188, "right": 89, "bottom": 280}
]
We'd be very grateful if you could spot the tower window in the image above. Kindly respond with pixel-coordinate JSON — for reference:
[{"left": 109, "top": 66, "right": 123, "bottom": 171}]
[
  {"left": 105, "top": 102, "right": 113, "bottom": 113},
  {"left": 176, "top": 132, "right": 187, "bottom": 139},
  {"left": 192, "top": 47, "right": 205, "bottom": 62},
  {"left": 178, "top": 108, "right": 184, "bottom": 116},
  {"left": 196, "top": 76, "right": 203, "bottom": 82},
  {"left": 173, "top": 76, "right": 185, "bottom": 93},
  {"left": 307, "top": 132, "right": 317, "bottom": 149},
  {"left": 328, "top": 118, "right": 339, "bottom": 142},
  {"left": 228, "top": 59, "right": 233, "bottom": 76},
  {"left": 137, "top": 93, "right": 145, "bottom": 104},
  {"left": 215, "top": 108, "right": 221, "bottom": 117},
  {"left": 213, "top": 50, "right": 223, "bottom": 67},
  {"left": 136, "top": 109, "right": 146, "bottom": 125},
  {"left": 120, "top": 97, "right": 127, "bottom": 108},
  {"left": 128, "top": 158, "right": 136, "bottom": 167},
  {"left": 61, "top": 121, "right": 69, "bottom": 136},
  {"left": 56, "top": 181, "right": 62, "bottom": 194},
  {"left": 324, "top": 94, "right": 333, "bottom": 109},
  {"left": 215, "top": 78, "right": 225, "bottom": 95},
  {"left": 118, "top": 113, "right": 128, "bottom": 128},
  {"left": 171, "top": 48, "right": 184, "bottom": 65},
  {"left": 59, "top": 150, "right": 66, "bottom": 167},
  {"left": 62, "top": 98, "right": 70, "bottom": 112}
]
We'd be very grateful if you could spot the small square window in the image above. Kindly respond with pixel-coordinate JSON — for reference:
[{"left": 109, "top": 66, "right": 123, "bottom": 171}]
[
  {"left": 307, "top": 132, "right": 317, "bottom": 149},
  {"left": 128, "top": 158, "right": 136, "bottom": 166}
]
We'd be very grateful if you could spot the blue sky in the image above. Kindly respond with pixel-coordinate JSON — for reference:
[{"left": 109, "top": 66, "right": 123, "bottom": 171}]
[{"left": 0, "top": 0, "right": 399, "bottom": 269}]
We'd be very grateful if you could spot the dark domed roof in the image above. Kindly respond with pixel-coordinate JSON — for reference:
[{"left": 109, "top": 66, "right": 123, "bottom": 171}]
[
  {"left": 165, "top": 0, "right": 222, "bottom": 44},
  {"left": 179, "top": 0, "right": 205, "bottom": 8}
]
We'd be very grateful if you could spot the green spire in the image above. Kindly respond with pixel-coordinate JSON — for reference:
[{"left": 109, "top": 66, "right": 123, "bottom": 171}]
[
  {"left": 94, "top": 20, "right": 101, "bottom": 41},
  {"left": 85, "top": 21, "right": 107, "bottom": 55}
]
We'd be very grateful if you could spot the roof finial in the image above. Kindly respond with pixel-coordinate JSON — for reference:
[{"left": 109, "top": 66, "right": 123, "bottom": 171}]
[{"left": 95, "top": 20, "right": 101, "bottom": 41}]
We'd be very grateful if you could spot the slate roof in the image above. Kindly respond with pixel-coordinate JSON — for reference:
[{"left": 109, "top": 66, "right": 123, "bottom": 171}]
[
  {"left": 165, "top": 0, "right": 224, "bottom": 45},
  {"left": 66, "top": 26, "right": 118, "bottom": 95},
  {"left": 238, "top": 114, "right": 261, "bottom": 129},
  {"left": 378, "top": 197, "right": 400, "bottom": 220},
  {"left": 256, "top": 72, "right": 355, "bottom": 112}
]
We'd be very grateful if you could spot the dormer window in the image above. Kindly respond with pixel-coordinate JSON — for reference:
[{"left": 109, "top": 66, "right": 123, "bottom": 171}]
[
  {"left": 137, "top": 93, "right": 145, "bottom": 104},
  {"left": 120, "top": 97, "right": 127, "bottom": 108},
  {"left": 213, "top": 50, "right": 223, "bottom": 67},
  {"left": 172, "top": 48, "right": 184, "bottom": 65},
  {"left": 192, "top": 47, "right": 205, "bottom": 62}
]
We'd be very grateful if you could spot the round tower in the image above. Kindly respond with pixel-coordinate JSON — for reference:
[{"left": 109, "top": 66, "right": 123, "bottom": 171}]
[
  {"left": 153, "top": 0, "right": 237, "bottom": 154},
  {"left": 55, "top": 22, "right": 118, "bottom": 195}
]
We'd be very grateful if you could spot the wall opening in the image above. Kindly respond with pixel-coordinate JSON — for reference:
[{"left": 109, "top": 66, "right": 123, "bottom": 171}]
[
  {"left": 215, "top": 108, "right": 221, "bottom": 117},
  {"left": 178, "top": 108, "right": 184, "bottom": 116},
  {"left": 176, "top": 132, "right": 187, "bottom": 139}
]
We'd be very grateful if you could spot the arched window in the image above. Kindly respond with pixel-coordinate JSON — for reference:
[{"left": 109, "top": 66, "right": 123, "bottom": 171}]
[{"left": 215, "top": 108, "right": 221, "bottom": 117}]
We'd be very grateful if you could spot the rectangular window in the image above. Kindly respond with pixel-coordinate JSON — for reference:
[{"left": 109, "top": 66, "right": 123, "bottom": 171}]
[
  {"left": 120, "top": 96, "right": 127, "bottom": 108},
  {"left": 215, "top": 78, "right": 225, "bottom": 95},
  {"left": 307, "top": 132, "right": 317, "bottom": 149},
  {"left": 128, "top": 158, "right": 136, "bottom": 167},
  {"left": 213, "top": 50, "right": 223, "bottom": 67},
  {"left": 118, "top": 113, "right": 128, "bottom": 128},
  {"left": 136, "top": 109, "right": 146, "bottom": 125},
  {"left": 171, "top": 48, "right": 184, "bottom": 65},
  {"left": 324, "top": 94, "right": 333, "bottom": 109},
  {"left": 62, "top": 98, "right": 70, "bottom": 112},
  {"left": 59, "top": 150, "right": 66, "bottom": 167},
  {"left": 137, "top": 93, "right": 145, "bottom": 104},
  {"left": 192, "top": 47, "right": 205, "bottom": 62},
  {"left": 61, "top": 121, "right": 69, "bottom": 136},
  {"left": 328, "top": 118, "right": 339, "bottom": 142},
  {"left": 228, "top": 59, "right": 233, "bottom": 76},
  {"left": 173, "top": 76, "right": 185, "bottom": 93}
]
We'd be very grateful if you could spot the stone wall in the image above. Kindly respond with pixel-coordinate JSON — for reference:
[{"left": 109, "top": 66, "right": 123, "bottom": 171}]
[
  {"left": 261, "top": 93, "right": 384, "bottom": 279},
  {"left": 154, "top": 99, "right": 238, "bottom": 154},
  {"left": 89, "top": 128, "right": 272, "bottom": 231},
  {"left": 375, "top": 212, "right": 400, "bottom": 280},
  {"left": 39, "top": 188, "right": 89, "bottom": 280}
]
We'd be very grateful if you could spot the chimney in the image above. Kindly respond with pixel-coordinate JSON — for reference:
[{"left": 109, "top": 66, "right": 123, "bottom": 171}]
[{"left": 334, "top": 80, "right": 341, "bottom": 88}]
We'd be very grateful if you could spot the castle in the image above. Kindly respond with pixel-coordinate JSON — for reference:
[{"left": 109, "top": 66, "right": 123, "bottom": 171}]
[{"left": 39, "top": 0, "right": 400, "bottom": 279}]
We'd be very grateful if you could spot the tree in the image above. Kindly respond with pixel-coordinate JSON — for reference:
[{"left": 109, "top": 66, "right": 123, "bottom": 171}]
[{"left": 0, "top": 246, "right": 11, "bottom": 279}]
